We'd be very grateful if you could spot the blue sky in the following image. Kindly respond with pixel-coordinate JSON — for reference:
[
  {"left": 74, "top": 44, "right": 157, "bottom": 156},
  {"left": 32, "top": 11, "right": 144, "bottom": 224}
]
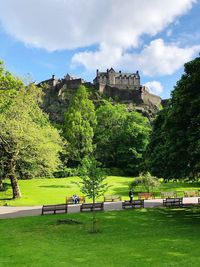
[{"left": 0, "top": 0, "right": 200, "bottom": 99}]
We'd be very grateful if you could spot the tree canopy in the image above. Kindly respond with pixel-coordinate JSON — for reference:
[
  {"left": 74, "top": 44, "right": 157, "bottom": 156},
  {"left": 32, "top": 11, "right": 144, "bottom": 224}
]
[
  {"left": 63, "top": 85, "right": 96, "bottom": 166},
  {"left": 95, "top": 101, "right": 151, "bottom": 174},
  {"left": 0, "top": 62, "right": 63, "bottom": 198},
  {"left": 146, "top": 56, "right": 200, "bottom": 180}
]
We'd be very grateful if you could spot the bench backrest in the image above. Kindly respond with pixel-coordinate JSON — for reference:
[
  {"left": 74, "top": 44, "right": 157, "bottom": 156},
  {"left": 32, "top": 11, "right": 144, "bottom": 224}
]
[
  {"left": 184, "top": 191, "right": 199, "bottom": 197},
  {"left": 82, "top": 202, "right": 103, "bottom": 208},
  {"left": 104, "top": 195, "right": 122, "bottom": 202},
  {"left": 124, "top": 200, "right": 144, "bottom": 205},
  {"left": 138, "top": 192, "right": 155, "bottom": 200},
  {"left": 163, "top": 197, "right": 183, "bottom": 205},
  {"left": 42, "top": 205, "right": 56, "bottom": 211},
  {"left": 161, "top": 192, "right": 177, "bottom": 198}
]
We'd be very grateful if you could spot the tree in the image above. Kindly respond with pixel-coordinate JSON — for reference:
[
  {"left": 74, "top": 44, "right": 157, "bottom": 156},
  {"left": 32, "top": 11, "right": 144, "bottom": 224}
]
[
  {"left": 78, "top": 156, "right": 108, "bottom": 233},
  {"left": 63, "top": 86, "right": 97, "bottom": 166},
  {"left": 145, "top": 108, "right": 169, "bottom": 179},
  {"left": 0, "top": 63, "right": 63, "bottom": 198},
  {"left": 130, "top": 172, "right": 160, "bottom": 193},
  {"left": 95, "top": 101, "right": 151, "bottom": 174},
  {"left": 147, "top": 56, "right": 200, "bottom": 180}
]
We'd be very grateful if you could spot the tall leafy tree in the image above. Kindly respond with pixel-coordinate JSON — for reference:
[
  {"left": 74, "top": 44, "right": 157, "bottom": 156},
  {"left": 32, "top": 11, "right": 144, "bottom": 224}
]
[
  {"left": 63, "top": 85, "right": 97, "bottom": 166},
  {"left": 95, "top": 101, "right": 151, "bottom": 174},
  {"left": 147, "top": 56, "right": 200, "bottom": 180},
  {"left": 0, "top": 62, "right": 63, "bottom": 198}
]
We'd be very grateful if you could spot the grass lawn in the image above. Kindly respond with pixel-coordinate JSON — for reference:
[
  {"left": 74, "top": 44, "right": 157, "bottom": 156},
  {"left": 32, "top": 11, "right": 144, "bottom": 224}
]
[
  {"left": 1, "top": 208, "right": 200, "bottom": 267},
  {"left": 1, "top": 176, "right": 200, "bottom": 206}
]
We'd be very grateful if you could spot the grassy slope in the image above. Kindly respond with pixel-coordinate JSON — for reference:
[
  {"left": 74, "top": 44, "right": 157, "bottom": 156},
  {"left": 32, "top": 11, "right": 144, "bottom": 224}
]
[
  {"left": 1, "top": 176, "right": 200, "bottom": 206},
  {"left": 1, "top": 208, "right": 200, "bottom": 267}
]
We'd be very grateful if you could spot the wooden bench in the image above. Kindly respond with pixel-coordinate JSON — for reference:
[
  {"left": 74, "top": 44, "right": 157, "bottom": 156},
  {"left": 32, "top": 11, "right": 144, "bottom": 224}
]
[
  {"left": 42, "top": 204, "right": 68, "bottom": 215},
  {"left": 122, "top": 200, "right": 144, "bottom": 209},
  {"left": 80, "top": 202, "right": 104, "bottom": 212},
  {"left": 66, "top": 196, "right": 85, "bottom": 204},
  {"left": 161, "top": 191, "right": 177, "bottom": 199},
  {"left": 163, "top": 198, "right": 183, "bottom": 207},
  {"left": 138, "top": 192, "right": 155, "bottom": 200},
  {"left": 184, "top": 191, "right": 199, "bottom": 197},
  {"left": 104, "top": 195, "right": 122, "bottom": 202}
]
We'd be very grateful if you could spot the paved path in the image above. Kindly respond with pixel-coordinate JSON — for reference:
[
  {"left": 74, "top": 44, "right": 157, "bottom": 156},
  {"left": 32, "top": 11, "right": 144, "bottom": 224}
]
[{"left": 0, "top": 197, "right": 199, "bottom": 219}]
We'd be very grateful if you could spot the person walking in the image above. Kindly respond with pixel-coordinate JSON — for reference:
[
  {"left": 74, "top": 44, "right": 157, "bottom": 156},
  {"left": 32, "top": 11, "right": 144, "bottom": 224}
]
[{"left": 129, "top": 189, "right": 134, "bottom": 203}]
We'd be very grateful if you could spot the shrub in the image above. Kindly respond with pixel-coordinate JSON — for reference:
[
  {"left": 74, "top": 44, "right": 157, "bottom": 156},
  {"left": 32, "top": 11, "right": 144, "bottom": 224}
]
[{"left": 130, "top": 172, "right": 160, "bottom": 192}]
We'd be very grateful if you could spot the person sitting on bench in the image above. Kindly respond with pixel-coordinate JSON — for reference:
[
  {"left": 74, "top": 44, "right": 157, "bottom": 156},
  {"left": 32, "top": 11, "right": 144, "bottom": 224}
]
[{"left": 72, "top": 194, "right": 80, "bottom": 204}]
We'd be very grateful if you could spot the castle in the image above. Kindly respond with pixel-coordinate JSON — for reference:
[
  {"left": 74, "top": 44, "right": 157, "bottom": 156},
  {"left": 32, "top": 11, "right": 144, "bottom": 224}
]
[
  {"left": 38, "top": 68, "right": 162, "bottom": 123},
  {"left": 93, "top": 68, "right": 161, "bottom": 106},
  {"left": 94, "top": 68, "right": 141, "bottom": 90}
]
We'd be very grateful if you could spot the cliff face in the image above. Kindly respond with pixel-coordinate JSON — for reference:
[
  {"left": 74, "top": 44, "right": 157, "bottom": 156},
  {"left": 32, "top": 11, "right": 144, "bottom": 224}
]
[{"left": 38, "top": 75, "right": 162, "bottom": 124}]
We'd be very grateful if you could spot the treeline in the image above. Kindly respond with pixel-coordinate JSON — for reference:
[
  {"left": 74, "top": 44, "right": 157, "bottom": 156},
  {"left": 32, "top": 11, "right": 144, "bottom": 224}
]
[
  {"left": 1, "top": 56, "right": 200, "bottom": 198},
  {"left": 62, "top": 85, "right": 151, "bottom": 175}
]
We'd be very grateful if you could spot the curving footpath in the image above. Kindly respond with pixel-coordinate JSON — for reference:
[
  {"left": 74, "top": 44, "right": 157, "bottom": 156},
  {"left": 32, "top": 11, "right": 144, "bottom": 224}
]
[{"left": 0, "top": 197, "right": 199, "bottom": 219}]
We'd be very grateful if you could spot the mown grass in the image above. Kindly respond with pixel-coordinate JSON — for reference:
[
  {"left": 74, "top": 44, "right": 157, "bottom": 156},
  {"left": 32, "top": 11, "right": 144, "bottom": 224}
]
[
  {"left": 1, "top": 176, "right": 200, "bottom": 206},
  {"left": 1, "top": 208, "right": 200, "bottom": 267}
]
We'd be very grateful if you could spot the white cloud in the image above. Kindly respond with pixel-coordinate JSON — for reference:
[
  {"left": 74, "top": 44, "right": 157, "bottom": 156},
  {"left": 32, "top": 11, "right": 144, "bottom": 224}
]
[
  {"left": 144, "top": 81, "right": 164, "bottom": 95},
  {"left": 72, "top": 39, "right": 200, "bottom": 76},
  {"left": 0, "top": 0, "right": 196, "bottom": 51}
]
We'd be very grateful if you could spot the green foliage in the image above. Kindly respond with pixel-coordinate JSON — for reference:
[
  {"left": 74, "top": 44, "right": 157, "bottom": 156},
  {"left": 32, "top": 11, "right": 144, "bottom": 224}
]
[
  {"left": 0, "top": 62, "right": 63, "bottom": 198},
  {"left": 0, "top": 85, "right": 63, "bottom": 178},
  {"left": 53, "top": 167, "right": 78, "bottom": 178},
  {"left": 0, "top": 61, "right": 23, "bottom": 91},
  {"left": 63, "top": 85, "right": 97, "bottom": 166},
  {"left": 78, "top": 156, "right": 108, "bottom": 200},
  {"left": 95, "top": 101, "right": 151, "bottom": 174},
  {"left": 146, "top": 56, "right": 200, "bottom": 180},
  {"left": 130, "top": 172, "right": 160, "bottom": 192}
]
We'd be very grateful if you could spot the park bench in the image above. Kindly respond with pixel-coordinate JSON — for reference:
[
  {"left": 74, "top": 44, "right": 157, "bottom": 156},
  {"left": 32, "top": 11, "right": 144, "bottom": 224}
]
[
  {"left": 80, "top": 202, "right": 104, "bottom": 212},
  {"left": 184, "top": 191, "right": 199, "bottom": 197},
  {"left": 104, "top": 195, "right": 122, "bottom": 202},
  {"left": 161, "top": 191, "right": 177, "bottom": 199},
  {"left": 163, "top": 198, "right": 183, "bottom": 207},
  {"left": 138, "top": 192, "right": 155, "bottom": 200},
  {"left": 122, "top": 200, "right": 144, "bottom": 209},
  {"left": 66, "top": 196, "right": 85, "bottom": 204},
  {"left": 42, "top": 204, "right": 68, "bottom": 215}
]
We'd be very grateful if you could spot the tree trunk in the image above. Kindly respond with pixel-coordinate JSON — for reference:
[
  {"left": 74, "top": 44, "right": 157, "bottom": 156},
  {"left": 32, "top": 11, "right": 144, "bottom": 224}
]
[
  {"left": 92, "top": 194, "right": 96, "bottom": 233},
  {"left": 8, "top": 158, "right": 21, "bottom": 199},
  {"left": 0, "top": 179, "right": 4, "bottom": 191},
  {"left": 9, "top": 173, "right": 21, "bottom": 199}
]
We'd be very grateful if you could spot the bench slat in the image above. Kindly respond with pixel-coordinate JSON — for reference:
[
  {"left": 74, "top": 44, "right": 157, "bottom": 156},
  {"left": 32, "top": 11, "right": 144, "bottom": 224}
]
[
  {"left": 122, "top": 200, "right": 144, "bottom": 209},
  {"left": 163, "top": 198, "right": 183, "bottom": 207},
  {"left": 42, "top": 204, "right": 68, "bottom": 215},
  {"left": 81, "top": 202, "right": 104, "bottom": 212}
]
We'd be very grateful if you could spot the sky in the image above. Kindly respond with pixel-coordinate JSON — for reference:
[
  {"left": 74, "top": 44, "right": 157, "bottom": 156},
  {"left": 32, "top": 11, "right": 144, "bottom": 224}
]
[{"left": 0, "top": 0, "right": 200, "bottom": 99}]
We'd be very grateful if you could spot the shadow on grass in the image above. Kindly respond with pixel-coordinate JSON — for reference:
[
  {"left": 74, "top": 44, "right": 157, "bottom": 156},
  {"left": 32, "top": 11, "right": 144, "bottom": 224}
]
[
  {"left": 102, "top": 207, "right": 200, "bottom": 230},
  {"left": 0, "top": 197, "right": 13, "bottom": 201},
  {"left": 38, "top": 185, "right": 71, "bottom": 189}
]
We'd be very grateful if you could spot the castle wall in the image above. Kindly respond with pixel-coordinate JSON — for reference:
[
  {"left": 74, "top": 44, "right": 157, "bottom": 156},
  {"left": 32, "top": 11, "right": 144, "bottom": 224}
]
[
  {"left": 102, "top": 85, "right": 143, "bottom": 104},
  {"left": 141, "top": 90, "right": 161, "bottom": 106}
]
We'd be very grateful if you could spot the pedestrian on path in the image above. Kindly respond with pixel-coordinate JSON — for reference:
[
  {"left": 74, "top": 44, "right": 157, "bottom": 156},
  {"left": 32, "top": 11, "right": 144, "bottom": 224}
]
[{"left": 129, "top": 189, "right": 134, "bottom": 203}]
